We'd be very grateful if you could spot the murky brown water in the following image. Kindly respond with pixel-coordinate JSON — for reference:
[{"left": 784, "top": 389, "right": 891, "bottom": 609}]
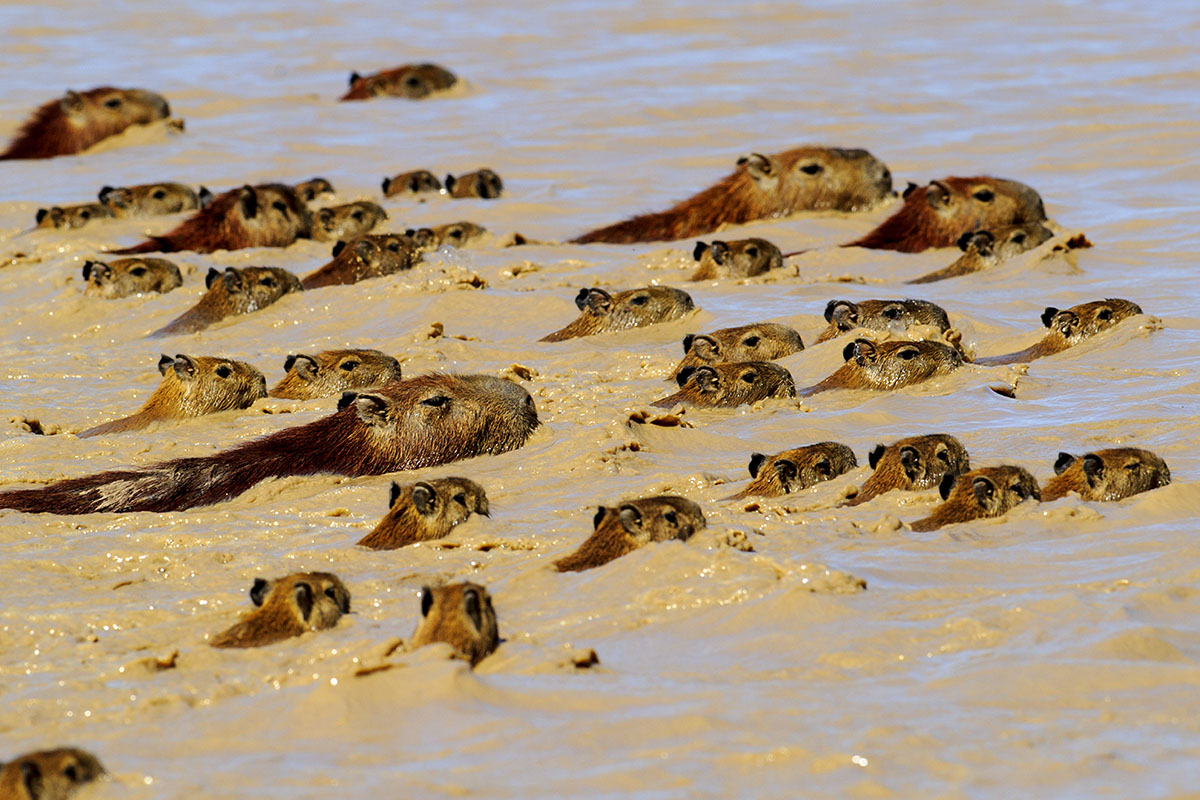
[{"left": 1, "top": 2, "right": 1198, "bottom": 797}]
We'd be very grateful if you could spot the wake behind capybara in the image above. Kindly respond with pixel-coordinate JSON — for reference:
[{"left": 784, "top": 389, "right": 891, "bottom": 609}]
[
  {"left": 150, "top": 266, "right": 302, "bottom": 337},
  {"left": 975, "top": 298, "right": 1144, "bottom": 365},
  {"left": 357, "top": 478, "right": 489, "bottom": 550},
  {"left": 269, "top": 349, "right": 403, "bottom": 399},
  {"left": 842, "top": 433, "right": 970, "bottom": 507},
  {"left": 210, "top": 572, "right": 350, "bottom": 649},
  {"left": 1043, "top": 447, "right": 1171, "bottom": 502},
  {"left": 0, "top": 87, "right": 170, "bottom": 160},
  {"left": 554, "top": 496, "right": 706, "bottom": 572}
]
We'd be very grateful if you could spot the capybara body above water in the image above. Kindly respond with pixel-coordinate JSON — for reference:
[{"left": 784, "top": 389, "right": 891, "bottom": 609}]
[
  {"left": 340, "top": 64, "right": 459, "bottom": 101},
  {"left": 269, "top": 349, "right": 402, "bottom": 400},
  {"left": 300, "top": 234, "right": 420, "bottom": 289},
  {"left": 690, "top": 237, "right": 783, "bottom": 280},
  {"left": 671, "top": 323, "right": 804, "bottom": 379},
  {"left": 0, "top": 747, "right": 106, "bottom": 799},
  {"left": 572, "top": 146, "right": 893, "bottom": 244},
  {"left": 1043, "top": 447, "right": 1171, "bottom": 502},
  {"left": 382, "top": 169, "right": 442, "bottom": 197},
  {"left": 445, "top": 169, "right": 503, "bottom": 199},
  {"left": 816, "top": 299, "right": 951, "bottom": 343},
  {"left": 554, "top": 496, "right": 706, "bottom": 572},
  {"left": 540, "top": 286, "right": 695, "bottom": 342},
  {"left": 801, "top": 338, "right": 963, "bottom": 396},
  {"left": 843, "top": 433, "right": 970, "bottom": 507},
  {"left": 111, "top": 183, "right": 313, "bottom": 254},
  {"left": 909, "top": 465, "right": 1040, "bottom": 531},
  {"left": 151, "top": 266, "right": 302, "bottom": 337},
  {"left": 294, "top": 177, "right": 335, "bottom": 202},
  {"left": 408, "top": 221, "right": 489, "bottom": 250},
  {"left": 975, "top": 298, "right": 1144, "bottom": 365},
  {"left": 311, "top": 201, "right": 388, "bottom": 242},
  {"left": 78, "top": 354, "right": 266, "bottom": 439},
  {"left": 907, "top": 222, "right": 1054, "bottom": 284},
  {"left": 82, "top": 257, "right": 182, "bottom": 298},
  {"left": 35, "top": 203, "right": 112, "bottom": 229},
  {"left": 653, "top": 361, "right": 796, "bottom": 408},
  {"left": 99, "top": 182, "right": 210, "bottom": 217},
  {"left": 210, "top": 572, "right": 350, "bottom": 649},
  {"left": 731, "top": 442, "right": 857, "bottom": 499},
  {"left": 844, "top": 176, "right": 1046, "bottom": 252},
  {"left": 358, "top": 477, "right": 489, "bottom": 550},
  {"left": 1, "top": 87, "right": 170, "bottom": 160},
  {"left": 0, "top": 374, "right": 539, "bottom": 515},
  {"left": 408, "top": 582, "right": 499, "bottom": 666}
]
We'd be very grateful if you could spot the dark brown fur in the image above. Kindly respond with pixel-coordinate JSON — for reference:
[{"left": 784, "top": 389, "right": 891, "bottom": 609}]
[
  {"left": 35, "top": 203, "right": 112, "bottom": 229},
  {"left": 358, "top": 478, "right": 488, "bottom": 550},
  {"left": 382, "top": 169, "right": 442, "bottom": 197},
  {"left": 98, "top": 182, "right": 208, "bottom": 217},
  {"left": 408, "top": 583, "right": 499, "bottom": 666},
  {"left": 1043, "top": 447, "right": 1170, "bottom": 502},
  {"left": 340, "top": 64, "right": 458, "bottom": 101},
  {"left": 311, "top": 201, "right": 388, "bottom": 242},
  {"left": 541, "top": 286, "right": 695, "bottom": 342},
  {"left": 732, "top": 442, "right": 857, "bottom": 499},
  {"left": 445, "top": 169, "right": 503, "bottom": 199},
  {"left": 269, "top": 349, "right": 402, "bottom": 399},
  {"left": 816, "top": 299, "right": 951, "bottom": 343},
  {"left": 554, "top": 496, "right": 705, "bottom": 572},
  {"left": 210, "top": 572, "right": 350, "bottom": 649},
  {"left": 300, "top": 234, "right": 420, "bottom": 289},
  {"left": 907, "top": 222, "right": 1054, "bottom": 283},
  {"left": 800, "top": 338, "right": 962, "bottom": 396},
  {"left": 653, "top": 361, "right": 795, "bottom": 408},
  {"left": 671, "top": 323, "right": 804, "bottom": 379},
  {"left": 909, "top": 465, "right": 1039, "bottom": 531},
  {"left": 843, "top": 434, "right": 970, "bottom": 507},
  {"left": 0, "top": 748, "right": 105, "bottom": 800},
  {"left": 690, "top": 237, "right": 783, "bottom": 280},
  {"left": 150, "top": 266, "right": 302, "bottom": 337},
  {"left": 1, "top": 87, "right": 170, "bottom": 160},
  {"left": 975, "top": 299, "right": 1144, "bottom": 365},
  {"left": 82, "top": 257, "right": 182, "bottom": 299}
]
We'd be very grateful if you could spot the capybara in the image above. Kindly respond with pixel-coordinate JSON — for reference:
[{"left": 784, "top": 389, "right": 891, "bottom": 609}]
[
  {"left": 554, "top": 496, "right": 705, "bottom": 572},
  {"left": 340, "top": 64, "right": 458, "bottom": 101},
  {"left": 150, "top": 266, "right": 302, "bottom": 337},
  {"left": 0, "top": 87, "right": 170, "bottom": 160},
  {"left": 572, "top": 146, "right": 893, "bottom": 244},
  {"left": 445, "top": 169, "right": 503, "bottom": 199},
  {"left": 800, "top": 338, "right": 963, "bottom": 396},
  {"left": 269, "top": 349, "right": 403, "bottom": 400},
  {"left": 111, "top": 183, "right": 313, "bottom": 254},
  {"left": 0, "top": 748, "right": 106, "bottom": 800},
  {"left": 311, "top": 201, "right": 387, "bottom": 242},
  {"left": 408, "top": 582, "right": 499, "bottom": 666},
  {"left": 300, "top": 234, "right": 420, "bottom": 289},
  {"left": 406, "top": 221, "right": 488, "bottom": 250},
  {"left": 690, "top": 237, "right": 783, "bottom": 280},
  {"left": 357, "top": 477, "right": 488, "bottom": 550},
  {"left": 843, "top": 434, "right": 970, "bottom": 507},
  {"left": 815, "top": 298, "right": 951, "bottom": 343},
  {"left": 78, "top": 354, "right": 266, "bottom": 439},
  {"left": 210, "top": 572, "right": 350, "bottom": 649},
  {"left": 35, "top": 203, "right": 112, "bottom": 229},
  {"left": 294, "top": 177, "right": 335, "bottom": 203},
  {"left": 1043, "top": 447, "right": 1171, "bottom": 502},
  {"left": 909, "top": 465, "right": 1040, "bottom": 531},
  {"left": 975, "top": 299, "right": 1144, "bottom": 365},
  {"left": 0, "top": 374, "right": 539, "bottom": 514},
  {"left": 907, "top": 222, "right": 1054, "bottom": 284},
  {"left": 731, "top": 442, "right": 857, "bottom": 499},
  {"left": 540, "top": 286, "right": 695, "bottom": 342},
  {"left": 98, "top": 182, "right": 210, "bottom": 217},
  {"left": 382, "top": 169, "right": 442, "bottom": 197},
  {"left": 653, "top": 361, "right": 796, "bottom": 408},
  {"left": 844, "top": 177, "right": 1047, "bottom": 252},
  {"left": 82, "top": 257, "right": 182, "bottom": 299},
  {"left": 671, "top": 322, "right": 804, "bottom": 379}
]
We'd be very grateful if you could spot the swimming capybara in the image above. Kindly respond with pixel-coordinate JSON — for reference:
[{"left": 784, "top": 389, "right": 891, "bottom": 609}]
[
  {"left": 408, "top": 582, "right": 499, "bottom": 666},
  {"left": 0, "top": 748, "right": 106, "bottom": 800},
  {"left": 800, "top": 338, "right": 963, "bottom": 396},
  {"left": 300, "top": 234, "right": 420, "bottom": 289},
  {"left": 98, "top": 182, "right": 210, "bottom": 217},
  {"left": 311, "top": 201, "right": 388, "bottom": 242},
  {"left": 294, "top": 177, "right": 335, "bottom": 202},
  {"left": 357, "top": 477, "right": 488, "bottom": 550},
  {"left": 571, "top": 146, "right": 893, "bottom": 244},
  {"left": 842, "top": 434, "right": 970, "bottom": 507},
  {"left": 111, "top": 183, "right": 313, "bottom": 254},
  {"left": 653, "top": 361, "right": 796, "bottom": 408},
  {"left": 731, "top": 442, "right": 857, "bottom": 499},
  {"left": 909, "top": 465, "right": 1040, "bottom": 531},
  {"left": 82, "top": 257, "right": 182, "bottom": 299},
  {"left": 690, "top": 237, "right": 783, "bottom": 280},
  {"left": 35, "top": 203, "right": 112, "bottom": 229},
  {"left": 381, "top": 169, "right": 442, "bottom": 197},
  {"left": 671, "top": 323, "right": 804, "bottom": 380},
  {"left": 150, "top": 266, "right": 302, "bottom": 337},
  {"left": 340, "top": 64, "right": 459, "bottom": 101},
  {"left": 210, "top": 572, "right": 350, "bottom": 649},
  {"left": 540, "top": 286, "right": 695, "bottom": 342},
  {"left": 907, "top": 222, "right": 1054, "bottom": 284},
  {"left": 0, "top": 374, "right": 539, "bottom": 514},
  {"left": 975, "top": 299, "right": 1144, "bottom": 365},
  {"left": 78, "top": 354, "right": 266, "bottom": 439},
  {"left": 406, "top": 221, "right": 489, "bottom": 250},
  {"left": 815, "top": 299, "right": 951, "bottom": 343},
  {"left": 554, "top": 496, "right": 705, "bottom": 572},
  {"left": 445, "top": 169, "right": 503, "bottom": 199},
  {"left": 269, "top": 349, "right": 403, "bottom": 400},
  {"left": 1043, "top": 447, "right": 1171, "bottom": 502},
  {"left": 0, "top": 87, "right": 170, "bottom": 160},
  {"left": 844, "top": 177, "right": 1047, "bottom": 252}
]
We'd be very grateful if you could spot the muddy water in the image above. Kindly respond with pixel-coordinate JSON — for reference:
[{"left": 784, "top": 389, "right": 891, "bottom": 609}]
[{"left": 1, "top": 1, "right": 1198, "bottom": 797}]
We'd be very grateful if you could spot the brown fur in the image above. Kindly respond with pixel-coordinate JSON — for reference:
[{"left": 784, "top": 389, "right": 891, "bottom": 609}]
[
  {"left": 311, "top": 201, "right": 388, "bottom": 242},
  {"left": 269, "top": 349, "right": 402, "bottom": 399},
  {"left": 653, "top": 361, "right": 795, "bottom": 408},
  {"left": 445, "top": 169, "right": 503, "bottom": 199},
  {"left": 800, "top": 338, "right": 962, "bottom": 396},
  {"left": 845, "top": 176, "right": 1046, "bottom": 253},
  {"left": 408, "top": 583, "right": 499, "bottom": 665},
  {"left": 1, "top": 87, "right": 170, "bottom": 160},
  {"left": 554, "top": 496, "right": 705, "bottom": 572},
  {"left": 1043, "top": 447, "right": 1170, "bottom": 502},
  {"left": 572, "top": 146, "right": 893, "bottom": 244},
  {"left": 111, "top": 183, "right": 312, "bottom": 254},
  {"left": 0, "top": 748, "right": 105, "bottom": 800},
  {"left": 406, "top": 221, "right": 489, "bottom": 251},
  {"left": 340, "top": 64, "right": 458, "bottom": 101},
  {"left": 210, "top": 572, "right": 350, "bottom": 649},
  {"left": 541, "top": 286, "right": 695, "bottom": 342},
  {"left": 382, "top": 169, "right": 442, "bottom": 197},
  {"left": 690, "top": 237, "right": 783, "bottom": 280},
  {"left": 78, "top": 354, "right": 266, "bottom": 439},
  {"left": 732, "top": 442, "right": 857, "bottom": 499},
  {"left": 907, "top": 222, "right": 1054, "bottom": 284},
  {"left": 358, "top": 477, "right": 488, "bottom": 550},
  {"left": 98, "top": 182, "right": 208, "bottom": 217},
  {"left": 300, "top": 234, "right": 420, "bottom": 289},
  {"left": 82, "top": 257, "right": 182, "bottom": 299},
  {"left": 35, "top": 203, "right": 111, "bottom": 229},
  {"left": 843, "top": 434, "right": 970, "bottom": 507},
  {"left": 815, "top": 299, "right": 951, "bottom": 343},
  {"left": 151, "top": 266, "right": 302, "bottom": 337},
  {"left": 909, "top": 465, "right": 1040, "bottom": 531},
  {"left": 294, "top": 178, "right": 334, "bottom": 203},
  {"left": 0, "top": 374, "right": 539, "bottom": 515},
  {"left": 671, "top": 322, "right": 804, "bottom": 379},
  {"left": 975, "top": 298, "right": 1144, "bottom": 365}
]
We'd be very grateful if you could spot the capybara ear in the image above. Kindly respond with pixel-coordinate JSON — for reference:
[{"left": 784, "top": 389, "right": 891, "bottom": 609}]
[
  {"left": 692, "top": 366, "right": 721, "bottom": 393},
  {"left": 250, "top": 577, "right": 271, "bottom": 607},
  {"left": 1041, "top": 307, "right": 1060, "bottom": 328},
  {"left": 293, "top": 581, "right": 314, "bottom": 622},
  {"left": 61, "top": 89, "right": 85, "bottom": 115},
  {"left": 925, "top": 181, "right": 952, "bottom": 210},
  {"left": 198, "top": 186, "right": 213, "bottom": 207},
  {"left": 902, "top": 181, "right": 919, "bottom": 199},
  {"left": 337, "top": 390, "right": 358, "bottom": 410},
  {"left": 412, "top": 481, "right": 437, "bottom": 515},
  {"left": 82, "top": 260, "right": 98, "bottom": 280},
  {"left": 849, "top": 339, "right": 877, "bottom": 365},
  {"left": 692, "top": 241, "right": 709, "bottom": 261},
  {"left": 463, "top": 586, "right": 484, "bottom": 632},
  {"left": 675, "top": 366, "right": 697, "bottom": 387},
  {"left": 349, "top": 393, "right": 389, "bottom": 425},
  {"left": 171, "top": 354, "right": 198, "bottom": 380},
  {"left": 593, "top": 506, "right": 608, "bottom": 529},
  {"left": 899, "top": 446, "right": 921, "bottom": 481},
  {"left": 1053, "top": 452, "right": 1076, "bottom": 475},
  {"left": 444, "top": 174, "right": 457, "bottom": 193},
  {"left": 957, "top": 230, "right": 993, "bottom": 251},
  {"left": 349, "top": 71, "right": 362, "bottom": 86},
  {"left": 289, "top": 354, "right": 319, "bottom": 381},
  {"left": 237, "top": 185, "right": 258, "bottom": 219},
  {"left": 410, "top": 228, "right": 434, "bottom": 247},
  {"left": 420, "top": 586, "right": 434, "bottom": 617},
  {"left": 388, "top": 481, "right": 402, "bottom": 509},
  {"left": 98, "top": 185, "right": 116, "bottom": 204},
  {"left": 971, "top": 475, "right": 997, "bottom": 508},
  {"left": 353, "top": 238, "right": 376, "bottom": 260},
  {"left": 35, "top": 208, "right": 48, "bottom": 224},
  {"left": 205, "top": 267, "right": 222, "bottom": 289},
  {"left": 19, "top": 759, "right": 42, "bottom": 798},
  {"left": 748, "top": 452, "right": 767, "bottom": 478},
  {"left": 157, "top": 354, "right": 175, "bottom": 376},
  {"left": 617, "top": 503, "right": 643, "bottom": 536},
  {"left": 774, "top": 458, "right": 798, "bottom": 486},
  {"left": 868, "top": 444, "right": 886, "bottom": 470},
  {"left": 939, "top": 471, "right": 958, "bottom": 501},
  {"left": 737, "top": 152, "right": 774, "bottom": 184},
  {"left": 709, "top": 241, "right": 729, "bottom": 265},
  {"left": 1081, "top": 453, "right": 1106, "bottom": 485},
  {"left": 686, "top": 334, "right": 719, "bottom": 360},
  {"left": 317, "top": 207, "right": 334, "bottom": 224},
  {"left": 221, "top": 267, "right": 244, "bottom": 294},
  {"left": 825, "top": 299, "right": 855, "bottom": 324},
  {"left": 681, "top": 333, "right": 696, "bottom": 355},
  {"left": 380, "top": 177, "right": 392, "bottom": 194},
  {"left": 577, "top": 287, "right": 612, "bottom": 313}
]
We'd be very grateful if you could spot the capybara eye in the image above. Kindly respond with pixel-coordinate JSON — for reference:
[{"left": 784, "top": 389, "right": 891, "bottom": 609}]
[
  {"left": 325, "top": 587, "right": 337, "bottom": 600},
  {"left": 742, "top": 336, "right": 760, "bottom": 347},
  {"left": 664, "top": 511, "right": 678, "bottom": 525},
  {"left": 936, "top": 449, "right": 950, "bottom": 463},
  {"left": 454, "top": 492, "right": 467, "bottom": 506},
  {"left": 1012, "top": 484, "right": 1027, "bottom": 499},
  {"left": 897, "top": 348, "right": 917, "bottom": 360},
  {"left": 883, "top": 306, "right": 902, "bottom": 319},
  {"left": 352, "top": 211, "right": 364, "bottom": 221},
  {"left": 130, "top": 267, "right": 147, "bottom": 276},
  {"left": 1012, "top": 232, "right": 1026, "bottom": 244},
  {"left": 215, "top": 365, "right": 233, "bottom": 378},
  {"left": 740, "top": 371, "right": 757, "bottom": 383},
  {"left": 63, "top": 764, "right": 79, "bottom": 781},
  {"left": 1097, "top": 308, "right": 1112, "bottom": 320},
  {"left": 388, "top": 241, "right": 401, "bottom": 252},
  {"left": 800, "top": 163, "right": 823, "bottom": 175},
  {"left": 152, "top": 189, "right": 166, "bottom": 199},
  {"left": 260, "top": 277, "right": 276, "bottom": 287},
  {"left": 421, "top": 395, "right": 450, "bottom": 408},
  {"left": 449, "top": 229, "right": 463, "bottom": 240},
  {"left": 80, "top": 210, "right": 91, "bottom": 219},
  {"left": 1126, "top": 461, "right": 1141, "bottom": 472},
  {"left": 405, "top": 75, "right": 422, "bottom": 88},
  {"left": 272, "top": 200, "right": 288, "bottom": 214},
  {"left": 745, "top": 246, "right": 758, "bottom": 257},
  {"left": 340, "top": 361, "right": 359, "bottom": 371},
  {"left": 630, "top": 295, "right": 649, "bottom": 306},
  {"left": 103, "top": 98, "right": 122, "bottom": 108},
  {"left": 973, "top": 189, "right": 995, "bottom": 202}
]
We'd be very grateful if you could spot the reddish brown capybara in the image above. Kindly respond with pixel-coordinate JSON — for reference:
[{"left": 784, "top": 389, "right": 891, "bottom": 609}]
[
  {"left": 801, "top": 338, "right": 963, "bottom": 396},
  {"left": 975, "top": 299, "right": 1144, "bottom": 365},
  {"left": 653, "top": 361, "right": 796, "bottom": 408},
  {"left": 150, "top": 266, "right": 302, "bottom": 337},
  {"left": 340, "top": 64, "right": 458, "bottom": 101},
  {"left": 1042, "top": 448, "right": 1171, "bottom": 502},
  {"left": 842, "top": 434, "right": 970, "bottom": 507},
  {"left": 909, "top": 465, "right": 1040, "bottom": 531},
  {"left": 1, "top": 87, "right": 170, "bottom": 160},
  {"left": 356, "top": 477, "right": 488, "bottom": 550},
  {"left": 445, "top": 169, "right": 503, "bottom": 199},
  {"left": 382, "top": 169, "right": 442, "bottom": 197},
  {"left": 554, "top": 496, "right": 706, "bottom": 572},
  {"left": 731, "top": 442, "right": 858, "bottom": 499},
  {"left": 816, "top": 298, "right": 951, "bottom": 343},
  {"left": 98, "top": 182, "right": 210, "bottom": 217},
  {"left": 269, "top": 349, "right": 403, "bottom": 400},
  {"left": 210, "top": 572, "right": 350, "bottom": 649},
  {"left": 311, "top": 201, "right": 388, "bottom": 242},
  {"left": 300, "top": 234, "right": 420, "bottom": 289},
  {"left": 408, "top": 583, "right": 500, "bottom": 666}
]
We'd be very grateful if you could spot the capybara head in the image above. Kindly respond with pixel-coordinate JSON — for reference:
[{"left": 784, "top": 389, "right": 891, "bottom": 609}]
[
  {"left": 734, "top": 442, "right": 857, "bottom": 499},
  {"left": 654, "top": 361, "right": 796, "bottom": 409},
  {"left": 802, "top": 338, "right": 963, "bottom": 395},
  {"left": 82, "top": 257, "right": 182, "bottom": 299},
  {"left": 382, "top": 169, "right": 442, "bottom": 197},
  {"left": 0, "top": 748, "right": 106, "bottom": 800},
  {"left": 301, "top": 234, "right": 419, "bottom": 289},
  {"left": 294, "top": 177, "right": 335, "bottom": 202},
  {"left": 211, "top": 571, "right": 350, "bottom": 649},
  {"left": 150, "top": 266, "right": 303, "bottom": 337},
  {"left": 672, "top": 322, "right": 804, "bottom": 379},
  {"left": 909, "top": 465, "right": 1040, "bottom": 531},
  {"left": 817, "top": 299, "right": 951, "bottom": 342},
  {"left": 408, "top": 582, "right": 499, "bottom": 666},
  {"left": 357, "top": 477, "right": 489, "bottom": 550},
  {"left": 1, "top": 87, "right": 170, "bottom": 160},
  {"left": 554, "top": 495, "right": 706, "bottom": 572},
  {"left": 908, "top": 222, "right": 1055, "bottom": 284},
  {"left": 445, "top": 169, "right": 503, "bottom": 199},
  {"left": 269, "top": 349, "right": 402, "bottom": 400},
  {"left": 406, "top": 221, "right": 489, "bottom": 250},
  {"left": 541, "top": 286, "right": 696, "bottom": 342},
  {"left": 341, "top": 64, "right": 459, "bottom": 101},
  {"left": 844, "top": 433, "right": 970, "bottom": 507},
  {"left": 151, "top": 353, "right": 267, "bottom": 417},
  {"left": 35, "top": 203, "right": 112, "bottom": 229},
  {"left": 1044, "top": 447, "right": 1170, "bottom": 502},
  {"left": 98, "top": 182, "right": 206, "bottom": 217},
  {"left": 312, "top": 201, "right": 388, "bottom": 242},
  {"left": 1039, "top": 298, "right": 1143, "bottom": 350},
  {"left": 691, "top": 237, "right": 783, "bottom": 280}
]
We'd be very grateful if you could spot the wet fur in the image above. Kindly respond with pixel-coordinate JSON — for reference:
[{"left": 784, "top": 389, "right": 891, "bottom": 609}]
[
  {"left": 1, "top": 87, "right": 169, "bottom": 160},
  {"left": 909, "top": 465, "right": 1039, "bottom": 531},
  {"left": 357, "top": 477, "right": 488, "bottom": 550},
  {"left": 842, "top": 434, "right": 970, "bottom": 507},
  {"left": 269, "top": 349, "right": 402, "bottom": 399},
  {"left": 1042, "top": 447, "right": 1170, "bottom": 502},
  {"left": 210, "top": 572, "right": 350, "bottom": 649},
  {"left": 408, "top": 583, "right": 499, "bottom": 666},
  {"left": 731, "top": 442, "right": 857, "bottom": 499},
  {"left": 800, "top": 338, "right": 962, "bottom": 396},
  {"left": 151, "top": 266, "right": 302, "bottom": 337},
  {"left": 554, "top": 496, "right": 705, "bottom": 572},
  {"left": 975, "top": 298, "right": 1143, "bottom": 365},
  {"left": 653, "top": 361, "right": 795, "bottom": 408}
]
